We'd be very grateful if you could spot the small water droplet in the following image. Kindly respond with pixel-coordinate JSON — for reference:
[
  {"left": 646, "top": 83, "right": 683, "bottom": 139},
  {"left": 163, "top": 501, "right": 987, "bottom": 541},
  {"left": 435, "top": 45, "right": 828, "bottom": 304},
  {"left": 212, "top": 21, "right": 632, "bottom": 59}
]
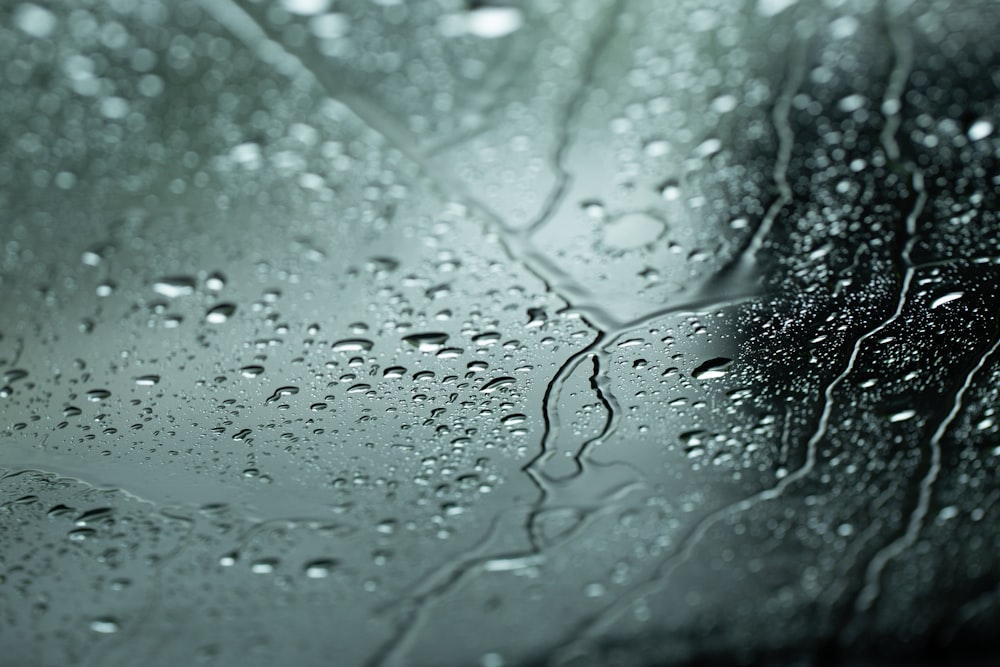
[
  {"left": 206, "top": 272, "right": 226, "bottom": 291},
  {"left": 581, "top": 200, "right": 607, "bottom": 219},
  {"left": 240, "top": 365, "right": 265, "bottom": 378},
  {"left": 206, "top": 303, "right": 236, "bottom": 324},
  {"left": 366, "top": 257, "right": 399, "bottom": 273},
  {"left": 89, "top": 618, "right": 119, "bottom": 634},
  {"left": 134, "top": 375, "right": 160, "bottom": 386},
  {"left": 659, "top": 179, "right": 682, "bottom": 201},
  {"left": 303, "top": 558, "right": 338, "bottom": 578},
  {"left": 250, "top": 558, "right": 277, "bottom": 574},
  {"left": 69, "top": 527, "right": 96, "bottom": 541}
]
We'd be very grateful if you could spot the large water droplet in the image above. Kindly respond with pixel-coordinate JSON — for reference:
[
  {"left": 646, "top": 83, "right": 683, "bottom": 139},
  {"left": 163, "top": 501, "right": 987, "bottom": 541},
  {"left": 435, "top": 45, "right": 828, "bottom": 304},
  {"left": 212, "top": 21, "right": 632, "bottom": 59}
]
[
  {"left": 332, "top": 338, "right": 374, "bottom": 353},
  {"left": 692, "top": 357, "right": 733, "bottom": 380},
  {"left": 968, "top": 118, "right": 994, "bottom": 141}
]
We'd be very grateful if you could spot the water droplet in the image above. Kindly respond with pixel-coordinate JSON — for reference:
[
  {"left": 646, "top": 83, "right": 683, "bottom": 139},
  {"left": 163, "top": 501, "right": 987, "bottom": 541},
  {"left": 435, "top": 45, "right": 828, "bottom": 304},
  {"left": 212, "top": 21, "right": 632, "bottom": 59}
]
[
  {"left": 692, "top": 357, "right": 733, "bottom": 380},
  {"left": 473, "top": 332, "right": 501, "bottom": 347},
  {"left": 89, "top": 618, "right": 119, "bottom": 634},
  {"left": 265, "top": 386, "right": 299, "bottom": 405},
  {"left": 152, "top": 277, "right": 196, "bottom": 298},
  {"left": 383, "top": 366, "right": 407, "bottom": 379},
  {"left": 303, "top": 559, "right": 338, "bottom": 578},
  {"left": 581, "top": 200, "right": 607, "bottom": 219},
  {"left": 526, "top": 308, "right": 547, "bottom": 328},
  {"left": 968, "top": 118, "right": 994, "bottom": 141},
  {"left": 441, "top": 6, "right": 523, "bottom": 38},
  {"left": 930, "top": 292, "right": 963, "bottom": 309},
  {"left": 250, "top": 558, "right": 277, "bottom": 574},
  {"left": 4, "top": 369, "right": 28, "bottom": 383},
  {"left": 206, "top": 303, "right": 236, "bottom": 324},
  {"left": 69, "top": 527, "right": 96, "bottom": 541},
  {"left": 206, "top": 272, "right": 226, "bottom": 291},
  {"left": 75, "top": 507, "right": 113, "bottom": 526},
  {"left": 889, "top": 409, "right": 916, "bottom": 423},
  {"left": 481, "top": 377, "right": 516, "bottom": 393},
  {"left": 240, "top": 365, "right": 265, "bottom": 378},
  {"left": 281, "top": 0, "right": 331, "bottom": 16},
  {"left": 603, "top": 214, "right": 664, "bottom": 250},
  {"left": 86, "top": 389, "right": 111, "bottom": 402},
  {"left": 134, "top": 375, "right": 160, "bottom": 386},
  {"left": 366, "top": 257, "right": 399, "bottom": 273},
  {"left": 403, "top": 332, "right": 449, "bottom": 352},
  {"left": 81, "top": 249, "right": 104, "bottom": 266},
  {"left": 332, "top": 338, "right": 374, "bottom": 353},
  {"left": 659, "top": 179, "right": 682, "bottom": 201},
  {"left": 47, "top": 504, "right": 74, "bottom": 518},
  {"left": 310, "top": 12, "right": 350, "bottom": 39}
]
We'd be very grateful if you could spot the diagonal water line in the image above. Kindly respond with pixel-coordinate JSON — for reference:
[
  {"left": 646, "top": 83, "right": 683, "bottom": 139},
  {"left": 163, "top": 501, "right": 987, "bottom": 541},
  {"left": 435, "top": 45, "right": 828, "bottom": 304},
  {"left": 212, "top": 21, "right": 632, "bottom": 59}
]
[
  {"left": 520, "top": 0, "right": 626, "bottom": 237},
  {"left": 853, "top": 330, "right": 1000, "bottom": 613}
]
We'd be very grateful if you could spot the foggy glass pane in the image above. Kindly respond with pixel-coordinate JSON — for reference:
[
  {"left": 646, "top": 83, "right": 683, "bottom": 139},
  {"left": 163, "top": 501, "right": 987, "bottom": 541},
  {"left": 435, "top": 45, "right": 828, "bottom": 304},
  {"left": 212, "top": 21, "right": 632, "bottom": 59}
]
[{"left": 2, "top": 1, "right": 1000, "bottom": 665}]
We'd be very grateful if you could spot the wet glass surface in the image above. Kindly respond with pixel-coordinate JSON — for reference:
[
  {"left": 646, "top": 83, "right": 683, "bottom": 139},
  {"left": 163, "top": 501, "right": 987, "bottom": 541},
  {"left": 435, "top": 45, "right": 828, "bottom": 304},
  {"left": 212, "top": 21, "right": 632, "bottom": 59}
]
[{"left": 2, "top": 1, "right": 1000, "bottom": 665}]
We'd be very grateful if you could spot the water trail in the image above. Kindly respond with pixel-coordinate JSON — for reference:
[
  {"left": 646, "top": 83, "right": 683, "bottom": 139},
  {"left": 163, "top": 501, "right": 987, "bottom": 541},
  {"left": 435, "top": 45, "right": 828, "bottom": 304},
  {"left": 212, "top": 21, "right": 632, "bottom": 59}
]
[
  {"left": 521, "top": 0, "right": 626, "bottom": 236},
  {"left": 853, "top": 331, "right": 1000, "bottom": 613}
]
